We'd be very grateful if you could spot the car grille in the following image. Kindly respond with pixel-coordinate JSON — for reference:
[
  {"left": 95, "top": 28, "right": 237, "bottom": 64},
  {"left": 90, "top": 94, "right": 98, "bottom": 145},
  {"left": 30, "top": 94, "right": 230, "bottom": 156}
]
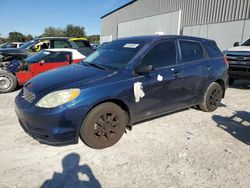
[
  {"left": 229, "top": 66, "right": 250, "bottom": 73},
  {"left": 23, "top": 87, "right": 36, "bottom": 103},
  {"left": 226, "top": 53, "right": 250, "bottom": 62}
]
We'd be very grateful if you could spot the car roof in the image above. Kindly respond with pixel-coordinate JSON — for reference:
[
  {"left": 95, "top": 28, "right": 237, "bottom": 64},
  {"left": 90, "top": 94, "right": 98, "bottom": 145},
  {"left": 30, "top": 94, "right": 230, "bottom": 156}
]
[
  {"left": 35, "top": 37, "right": 89, "bottom": 41},
  {"left": 116, "top": 35, "right": 214, "bottom": 43},
  {"left": 69, "top": 37, "right": 88, "bottom": 41},
  {"left": 36, "top": 37, "right": 70, "bottom": 40},
  {"left": 45, "top": 48, "right": 85, "bottom": 59}
]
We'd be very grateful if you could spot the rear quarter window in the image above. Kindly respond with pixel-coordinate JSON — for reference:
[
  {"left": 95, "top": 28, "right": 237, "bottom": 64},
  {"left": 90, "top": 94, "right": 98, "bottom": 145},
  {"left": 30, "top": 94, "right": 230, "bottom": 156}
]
[
  {"left": 203, "top": 41, "right": 222, "bottom": 58},
  {"left": 179, "top": 40, "right": 205, "bottom": 63},
  {"left": 74, "top": 40, "right": 91, "bottom": 48}
]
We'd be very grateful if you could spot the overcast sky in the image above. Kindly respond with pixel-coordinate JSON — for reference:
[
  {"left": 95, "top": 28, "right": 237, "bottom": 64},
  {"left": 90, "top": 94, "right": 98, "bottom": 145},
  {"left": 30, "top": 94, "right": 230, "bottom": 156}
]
[{"left": 0, "top": 0, "right": 131, "bottom": 37}]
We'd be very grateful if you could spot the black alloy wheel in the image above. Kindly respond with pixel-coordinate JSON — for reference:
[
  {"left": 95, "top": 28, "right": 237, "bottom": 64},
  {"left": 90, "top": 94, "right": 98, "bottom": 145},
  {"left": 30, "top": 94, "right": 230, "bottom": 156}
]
[
  {"left": 80, "top": 102, "right": 126, "bottom": 149},
  {"left": 199, "top": 82, "right": 223, "bottom": 112}
]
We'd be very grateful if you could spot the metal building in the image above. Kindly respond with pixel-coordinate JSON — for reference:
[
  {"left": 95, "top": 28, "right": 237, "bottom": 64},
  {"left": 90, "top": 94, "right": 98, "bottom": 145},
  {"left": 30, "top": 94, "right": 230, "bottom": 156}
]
[{"left": 100, "top": 0, "right": 250, "bottom": 50}]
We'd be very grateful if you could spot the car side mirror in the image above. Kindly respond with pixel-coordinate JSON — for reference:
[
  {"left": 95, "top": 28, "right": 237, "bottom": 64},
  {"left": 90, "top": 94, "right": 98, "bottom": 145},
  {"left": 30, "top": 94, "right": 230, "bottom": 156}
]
[
  {"left": 135, "top": 65, "right": 154, "bottom": 75},
  {"left": 233, "top": 42, "right": 240, "bottom": 47}
]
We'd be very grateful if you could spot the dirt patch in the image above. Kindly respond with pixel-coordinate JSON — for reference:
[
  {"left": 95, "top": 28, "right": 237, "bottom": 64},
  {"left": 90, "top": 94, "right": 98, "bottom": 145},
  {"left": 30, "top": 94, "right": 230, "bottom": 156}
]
[{"left": 0, "top": 81, "right": 250, "bottom": 188}]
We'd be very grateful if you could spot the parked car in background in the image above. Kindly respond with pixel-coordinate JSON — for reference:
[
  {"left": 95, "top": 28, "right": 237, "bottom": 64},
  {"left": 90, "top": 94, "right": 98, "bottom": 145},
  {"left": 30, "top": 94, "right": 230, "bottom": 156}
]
[
  {"left": 0, "top": 48, "right": 85, "bottom": 93},
  {"left": 0, "top": 37, "right": 93, "bottom": 77},
  {"left": 0, "top": 43, "right": 8, "bottom": 48},
  {"left": 225, "top": 38, "right": 250, "bottom": 85},
  {"left": 0, "top": 42, "right": 24, "bottom": 48},
  {"left": 15, "top": 35, "right": 228, "bottom": 149}
]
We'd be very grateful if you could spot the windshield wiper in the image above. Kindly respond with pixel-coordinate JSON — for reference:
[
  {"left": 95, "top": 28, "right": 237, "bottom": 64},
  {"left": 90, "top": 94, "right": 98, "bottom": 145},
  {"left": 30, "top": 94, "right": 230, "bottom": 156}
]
[{"left": 84, "top": 62, "right": 108, "bottom": 71}]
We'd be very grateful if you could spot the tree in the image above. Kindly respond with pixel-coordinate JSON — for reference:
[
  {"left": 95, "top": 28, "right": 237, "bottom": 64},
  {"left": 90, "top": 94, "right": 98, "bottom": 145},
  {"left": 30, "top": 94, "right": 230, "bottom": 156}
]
[
  {"left": 0, "top": 34, "right": 6, "bottom": 44},
  {"left": 8, "top": 32, "right": 25, "bottom": 42},
  {"left": 42, "top": 27, "right": 65, "bottom": 37},
  {"left": 25, "top": 34, "right": 33, "bottom": 41},
  {"left": 87, "top": 35, "right": 100, "bottom": 44},
  {"left": 65, "top": 24, "right": 86, "bottom": 38}
]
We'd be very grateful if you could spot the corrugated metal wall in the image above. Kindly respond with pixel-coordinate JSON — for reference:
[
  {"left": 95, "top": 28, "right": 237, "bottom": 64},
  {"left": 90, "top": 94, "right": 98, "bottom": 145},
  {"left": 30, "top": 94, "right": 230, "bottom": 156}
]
[{"left": 101, "top": 0, "right": 250, "bottom": 38}]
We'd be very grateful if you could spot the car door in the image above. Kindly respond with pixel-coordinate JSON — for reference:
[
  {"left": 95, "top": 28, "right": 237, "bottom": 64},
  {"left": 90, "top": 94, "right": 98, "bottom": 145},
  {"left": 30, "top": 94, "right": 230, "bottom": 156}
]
[
  {"left": 178, "top": 39, "right": 210, "bottom": 106},
  {"left": 30, "top": 51, "right": 72, "bottom": 76},
  {"left": 133, "top": 40, "right": 183, "bottom": 120}
]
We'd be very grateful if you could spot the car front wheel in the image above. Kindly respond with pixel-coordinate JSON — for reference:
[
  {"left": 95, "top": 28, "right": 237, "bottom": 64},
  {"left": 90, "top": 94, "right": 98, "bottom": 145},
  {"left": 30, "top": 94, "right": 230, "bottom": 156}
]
[
  {"left": 80, "top": 102, "right": 127, "bottom": 149},
  {"left": 199, "top": 82, "right": 223, "bottom": 112},
  {"left": 0, "top": 71, "right": 17, "bottom": 93}
]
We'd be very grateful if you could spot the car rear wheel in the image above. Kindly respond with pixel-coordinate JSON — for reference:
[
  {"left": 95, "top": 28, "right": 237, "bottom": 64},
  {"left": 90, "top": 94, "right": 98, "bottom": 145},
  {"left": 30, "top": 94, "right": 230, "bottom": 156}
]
[
  {"left": 80, "top": 102, "right": 127, "bottom": 149},
  {"left": 199, "top": 82, "right": 223, "bottom": 112},
  {"left": 0, "top": 71, "right": 17, "bottom": 93}
]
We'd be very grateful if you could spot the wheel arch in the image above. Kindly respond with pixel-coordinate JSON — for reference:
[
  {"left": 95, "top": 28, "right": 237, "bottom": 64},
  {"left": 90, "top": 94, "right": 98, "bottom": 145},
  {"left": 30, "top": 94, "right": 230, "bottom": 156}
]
[
  {"left": 84, "top": 98, "right": 132, "bottom": 127},
  {"left": 214, "top": 79, "right": 226, "bottom": 98}
]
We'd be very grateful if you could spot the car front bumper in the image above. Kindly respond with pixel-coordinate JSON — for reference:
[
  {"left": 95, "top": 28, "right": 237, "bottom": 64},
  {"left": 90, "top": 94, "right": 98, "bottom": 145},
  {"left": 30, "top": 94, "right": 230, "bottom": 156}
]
[
  {"left": 15, "top": 94, "right": 87, "bottom": 145},
  {"left": 228, "top": 64, "right": 250, "bottom": 80}
]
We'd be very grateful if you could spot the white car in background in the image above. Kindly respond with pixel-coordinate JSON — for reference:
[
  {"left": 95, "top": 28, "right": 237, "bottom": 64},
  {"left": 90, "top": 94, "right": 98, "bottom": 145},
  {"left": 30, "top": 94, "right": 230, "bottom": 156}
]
[
  {"left": 224, "top": 39, "right": 250, "bottom": 85},
  {"left": 0, "top": 42, "right": 24, "bottom": 48}
]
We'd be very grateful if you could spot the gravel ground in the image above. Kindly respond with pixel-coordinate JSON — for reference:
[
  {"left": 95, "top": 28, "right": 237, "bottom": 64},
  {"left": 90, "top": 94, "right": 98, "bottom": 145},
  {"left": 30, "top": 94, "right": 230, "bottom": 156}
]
[{"left": 0, "top": 81, "right": 250, "bottom": 188}]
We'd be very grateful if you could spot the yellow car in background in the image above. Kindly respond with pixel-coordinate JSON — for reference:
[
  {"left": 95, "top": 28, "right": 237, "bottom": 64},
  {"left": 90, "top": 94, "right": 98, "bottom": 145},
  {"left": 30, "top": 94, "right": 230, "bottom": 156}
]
[{"left": 6, "top": 37, "right": 94, "bottom": 57}]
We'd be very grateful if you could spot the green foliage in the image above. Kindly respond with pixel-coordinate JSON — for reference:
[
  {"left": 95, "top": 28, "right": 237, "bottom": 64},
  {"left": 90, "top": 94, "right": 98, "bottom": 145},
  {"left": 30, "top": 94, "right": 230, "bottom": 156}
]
[
  {"left": 87, "top": 35, "right": 100, "bottom": 44},
  {"left": 42, "top": 27, "right": 65, "bottom": 37},
  {"left": 25, "top": 34, "right": 33, "bottom": 41},
  {"left": 65, "top": 24, "right": 86, "bottom": 38},
  {"left": 0, "top": 24, "right": 97, "bottom": 44},
  {"left": 8, "top": 32, "right": 26, "bottom": 42}
]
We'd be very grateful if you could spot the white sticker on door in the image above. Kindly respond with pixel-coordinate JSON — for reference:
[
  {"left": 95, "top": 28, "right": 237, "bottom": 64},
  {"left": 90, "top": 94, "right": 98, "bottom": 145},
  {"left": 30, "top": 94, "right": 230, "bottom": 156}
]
[
  {"left": 157, "top": 74, "right": 163, "bottom": 82},
  {"left": 134, "top": 82, "right": 145, "bottom": 102}
]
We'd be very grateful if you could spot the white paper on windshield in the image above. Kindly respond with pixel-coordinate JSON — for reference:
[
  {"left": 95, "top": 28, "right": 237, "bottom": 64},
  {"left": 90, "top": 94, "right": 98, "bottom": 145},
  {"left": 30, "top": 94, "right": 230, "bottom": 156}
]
[{"left": 123, "top": 43, "right": 139, "bottom": 48}]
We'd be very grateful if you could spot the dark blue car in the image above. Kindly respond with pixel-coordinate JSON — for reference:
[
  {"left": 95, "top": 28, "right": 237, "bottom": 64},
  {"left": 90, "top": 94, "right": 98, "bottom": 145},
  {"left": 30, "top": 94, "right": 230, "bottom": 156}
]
[{"left": 15, "top": 35, "right": 228, "bottom": 149}]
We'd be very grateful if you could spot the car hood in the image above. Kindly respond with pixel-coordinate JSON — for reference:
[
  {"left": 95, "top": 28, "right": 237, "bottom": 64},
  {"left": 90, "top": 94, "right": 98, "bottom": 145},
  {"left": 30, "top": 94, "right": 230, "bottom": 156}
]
[
  {"left": 227, "top": 46, "right": 250, "bottom": 52},
  {"left": 25, "top": 64, "right": 113, "bottom": 94},
  {"left": 0, "top": 48, "right": 28, "bottom": 58}
]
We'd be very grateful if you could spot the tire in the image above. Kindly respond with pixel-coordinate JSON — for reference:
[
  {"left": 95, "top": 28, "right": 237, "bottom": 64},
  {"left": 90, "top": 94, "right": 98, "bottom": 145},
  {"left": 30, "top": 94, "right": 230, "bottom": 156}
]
[
  {"left": 199, "top": 82, "right": 223, "bottom": 112},
  {"left": 229, "top": 78, "right": 235, "bottom": 86},
  {"left": 0, "top": 71, "right": 17, "bottom": 93},
  {"left": 80, "top": 102, "right": 127, "bottom": 149}
]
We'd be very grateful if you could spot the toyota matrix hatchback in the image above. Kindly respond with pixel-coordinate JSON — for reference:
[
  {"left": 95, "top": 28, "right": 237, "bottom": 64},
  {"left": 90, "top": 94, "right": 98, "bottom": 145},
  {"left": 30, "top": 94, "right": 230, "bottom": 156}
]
[{"left": 15, "top": 35, "right": 228, "bottom": 149}]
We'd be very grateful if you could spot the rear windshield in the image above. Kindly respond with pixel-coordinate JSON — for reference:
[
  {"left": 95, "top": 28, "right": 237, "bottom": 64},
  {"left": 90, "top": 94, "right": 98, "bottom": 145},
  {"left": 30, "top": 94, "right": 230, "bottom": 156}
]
[
  {"left": 82, "top": 39, "right": 149, "bottom": 71},
  {"left": 74, "top": 40, "right": 91, "bottom": 48}
]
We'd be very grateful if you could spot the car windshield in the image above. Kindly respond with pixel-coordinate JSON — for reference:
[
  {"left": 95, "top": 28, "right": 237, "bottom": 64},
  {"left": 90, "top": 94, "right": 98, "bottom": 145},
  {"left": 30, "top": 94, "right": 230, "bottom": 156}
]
[
  {"left": 242, "top": 39, "right": 250, "bottom": 46},
  {"left": 82, "top": 39, "right": 149, "bottom": 71},
  {"left": 20, "top": 40, "right": 37, "bottom": 49},
  {"left": 25, "top": 50, "right": 52, "bottom": 64}
]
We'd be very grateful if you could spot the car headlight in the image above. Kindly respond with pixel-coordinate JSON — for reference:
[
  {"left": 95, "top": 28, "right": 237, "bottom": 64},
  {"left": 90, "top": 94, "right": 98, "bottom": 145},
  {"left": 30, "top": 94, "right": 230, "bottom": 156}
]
[{"left": 36, "top": 89, "right": 80, "bottom": 108}]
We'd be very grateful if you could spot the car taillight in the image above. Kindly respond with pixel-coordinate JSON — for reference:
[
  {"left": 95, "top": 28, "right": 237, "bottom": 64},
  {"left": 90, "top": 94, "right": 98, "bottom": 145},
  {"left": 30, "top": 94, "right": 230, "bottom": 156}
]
[{"left": 224, "top": 57, "right": 229, "bottom": 69}]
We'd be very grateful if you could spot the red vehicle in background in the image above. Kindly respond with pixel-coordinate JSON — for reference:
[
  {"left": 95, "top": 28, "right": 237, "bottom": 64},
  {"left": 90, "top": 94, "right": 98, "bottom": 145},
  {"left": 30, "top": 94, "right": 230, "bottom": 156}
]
[{"left": 0, "top": 49, "right": 85, "bottom": 93}]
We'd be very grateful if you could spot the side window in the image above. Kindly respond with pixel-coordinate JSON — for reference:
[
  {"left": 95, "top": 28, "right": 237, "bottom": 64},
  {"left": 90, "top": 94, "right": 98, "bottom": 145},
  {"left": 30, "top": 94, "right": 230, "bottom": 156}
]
[
  {"left": 53, "top": 40, "right": 71, "bottom": 48},
  {"left": 204, "top": 41, "right": 222, "bottom": 58},
  {"left": 179, "top": 40, "right": 204, "bottom": 63},
  {"left": 45, "top": 52, "right": 71, "bottom": 63},
  {"left": 140, "top": 41, "right": 176, "bottom": 69},
  {"left": 29, "top": 40, "right": 50, "bottom": 52}
]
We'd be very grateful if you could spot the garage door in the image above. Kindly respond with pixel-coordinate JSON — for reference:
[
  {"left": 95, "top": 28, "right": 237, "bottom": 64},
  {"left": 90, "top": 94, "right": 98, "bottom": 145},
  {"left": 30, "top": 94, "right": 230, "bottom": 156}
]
[{"left": 118, "top": 10, "right": 181, "bottom": 38}]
